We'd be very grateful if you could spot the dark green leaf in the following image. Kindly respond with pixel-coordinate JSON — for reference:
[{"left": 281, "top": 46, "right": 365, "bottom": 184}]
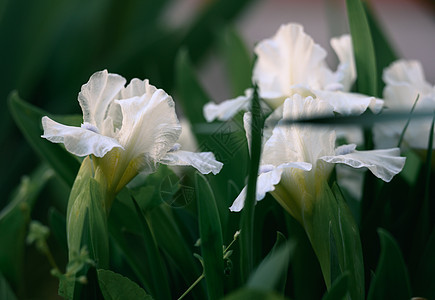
[
  {"left": 8, "top": 92, "right": 80, "bottom": 187},
  {"left": 413, "top": 226, "right": 435, "bottom": 299},
  {"left": 97, "top": 269, "right": 153, "bottom": 300},
  {"left": 0, "top": 272, "right": 17, "bottom": 300},
  {"left": 240, "top": 85, "right": 263, "bottom": 282},
  {"left": 364, "top": 2, "right": 398, "bottom": 92},
  {"left": 308, "top": 183, "right": 364, "bottom": 300},
  {"left": 321, "top": 272, "right": 349, "bottom": 300},
  {"left": 48, "top": 207, "right": 67, "bottom": 252},
  {"left": 346, "top": 0, "right": 378, "bottom": 96},
  {"left": 367, "top": 229, "right": 412, "bottom": 300},
  {"left": 223, "top": 288, "right": 287, "bottom": 300},
  {"left": 131, "top": 198, "right": 171, "bottom": 300},
  {"left": 218, "top": 26, "right": 253, "bottom": 96},
  {"left": 175, "top": 49, "right": 210, "bottom": 125},
  {"left": 196, "top": 173, "right": 224, "bottom": 300},
  {"left": 0, "top": 163, "right": 53, "bottom": 287},
  {"left": 247, "top": 241, "right": 295, "bottom": 292}
]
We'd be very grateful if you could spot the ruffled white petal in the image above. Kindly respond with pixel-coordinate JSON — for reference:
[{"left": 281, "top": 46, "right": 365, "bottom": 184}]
[
  {"left": 320, "top": 145, "right": 406, "bottom": 182},
  {"left": 383, "top": 60, "right": 430, "bottom": 90},
  {"left": 203, "top": 89, "right": 252, "bottom": 122},
  {"left": 116, "top": 84, "right": 181, "bottom": 166},
  {"left": 160, "top": 150, "right": 223, "bottom": 175},
  {"left": 78, "top": 70, "right": 126, "bottom": 129},
  {"left": 41, "top": 116, "right": 123, "bottom": 157},
  {"left": 313, "top": 90, "right": 383, "bottom": 115},
  {"left": 262, "top": 95, "right": 336, "bottom": 166},
  {"left": 253, "top": 23, "right": 329, "bottom": 99},
  {"left": 229, "top": 161, "right": 311, "bottom": 212},
  {"left": 331, "top": 34, "right": 356, "bottom": 92}
]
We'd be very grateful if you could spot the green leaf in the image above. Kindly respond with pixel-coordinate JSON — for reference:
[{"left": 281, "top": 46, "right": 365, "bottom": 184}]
[
  {"left": 240, "top": 85, "right": 263, "bottom": 282},
  {"left": 0, "top": 163, "right": 53, "bottom": 287},
  {"left": 0, "top": 271, "right": 17, "bottom": 300},
  {"left": 364, "top": 2, "right": 398, "bottom": 92},
  {"left": 48, "top": 207, "right": 67, "bottom": 252},
  {"left": 175, "top": 49, "right": 210, "bottom": 125},
  {"left": 247, "top": 240, "right": 295, "bottom": 292},
  {"left": 307, "top": 183, "right": 364, "bottom": 300},
  {"left": 223, "top": 288, "right": 287, "bottom": 300},
  {"left": 346, "top": 0, "right": 378, "bottom": 97},
  {"left": 130, "top": 198, "right": 171, "bottom": 300},
  {"left": 146, "top": 205, "right": 206, "bottom": 299},
  {"left": 367, "top": 229, "right": 412, "bottom": 300},
  {"left": 413, "top": 226, "right": 435, "bottom": 299},
  {"left": 218, "top": 26, "right": 253, "bottom": 96},
  {"left": 97, "top": 269, "right": 153, "bottom": 300},
  {"left": 8, "top": 91, "right": 80, "bottom": 187},
  {"left": 321, "top": 272, "right": 349, "bottom": 300},
  {"left": 179, "top": 0, "right": 256, "bottom": 62},
  {"left": 196, "top": 173, "right": 224, "bottom": 300}
]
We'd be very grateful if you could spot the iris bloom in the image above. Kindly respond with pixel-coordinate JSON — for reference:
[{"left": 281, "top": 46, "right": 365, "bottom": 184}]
[
  {"left": 374, "top": 60, "right": 435, "bottom": 150},
  {"left": 204, "top": 23, "right": 382, "bottom": 122},
  {"left": 230, "top": 95, "right": 405, "bottom": 224},
  {"left": 42, "top": 70, "right": 223, "bottom": 198}
]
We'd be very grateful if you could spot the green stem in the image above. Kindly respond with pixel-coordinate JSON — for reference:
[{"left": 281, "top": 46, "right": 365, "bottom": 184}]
[{"left": 177, "top": 273, "right": 205, "bottom": 300}]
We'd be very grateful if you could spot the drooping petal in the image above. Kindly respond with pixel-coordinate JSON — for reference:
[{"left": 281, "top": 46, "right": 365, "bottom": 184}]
[
  {"left": 78, "top": 70, "right": 126, "bottom": 129},
  {"left": 160, "top": 150, "right": 223, "bottom": 175},
  {"left": 229, "top": 161, "right": 312, "bottom": 212},
  {"left": 203, "top": 89, "right": 252, "bottom": 122},
  {"left": 313, "top": 89, "right": 383, "bottom": 115},
  {"left": 331, "top": 34, "right": 356, "bottom": 92},
  {"left": 253, "top": 23, "right": 330, "bottom": 99},
  {"left": 41, "top": 116, "right": 123, "bottom": 157},
  {"left": 320, "top": 144, "right": 406, "bottom": 182},
  {"left": 230, "top": 168, "right": 283, "bottom": 212},
  {"left": 115, "top": 83, "right": 181, "bottom": 167}
]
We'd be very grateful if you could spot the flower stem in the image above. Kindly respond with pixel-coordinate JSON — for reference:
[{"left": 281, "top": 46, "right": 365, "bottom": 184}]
[{"left": 177, "top": 273, "right": 205, "bottom": 300}]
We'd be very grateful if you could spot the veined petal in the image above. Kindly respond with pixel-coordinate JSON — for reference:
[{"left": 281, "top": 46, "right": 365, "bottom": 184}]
[
  {"left": 383, "top": 60, "right": 431, "bottom": 90},
  {"left": 160, "top": 150, "right": 223, "bottom": 175},
  {"left": 320, "top": 145, "right": 406, "bottom": 182},
  {"left": 313, "top": 90, "right": 384, "bottom": 115},
  {"left": 116, "top": 84, "right": 181, "bottom": 167},
  {"left": 203, "top": 89, "right": 252, "bottom": 122},
  {"left": 41, "top": 116, "right": 123, "bottom": 157},
  {"left": 78, "top": 70, "right": 126, "bottom": 128},
  {"left": 229, "top": 161, "right": 311, "bottom": 212},
  {"left": 253, "top": 23, "right": 329, "bottom": 98},
  {"left": 262, "top": 95, "right": 336, "bottom": 166},
  {"left": 331, "top": 34, "right": 356, "bottom": 92}
]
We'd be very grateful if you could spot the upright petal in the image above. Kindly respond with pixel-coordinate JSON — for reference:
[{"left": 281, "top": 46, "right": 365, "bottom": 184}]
[
  {"left": 160, "top": 150, "right": 223, "bottom": 175},
  {"left": 331, "top": 34, "right": 356, "bottom": 92},
  {"left": 320, "top": 145, "right": 406, "bottom": 182},
  {"left": 262, "top": 95, "right": 336, "bottom": 167},
  {"left": 253, "top": 23, "right": 330, "bottom": 99},
  {"left": 41, "top": 116, "right": 123, "bottom": 157},
  {"left": 115, "top": 83, "right": 181, "bottom": 168},
  {"left": 78, "top": 70, "right": 126, "bottom": 128}
]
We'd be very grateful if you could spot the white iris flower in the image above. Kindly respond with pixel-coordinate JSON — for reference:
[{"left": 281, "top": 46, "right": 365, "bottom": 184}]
[
  {"left": 374, "top": 60, "right": 435, "bottom": 150},
  {"left": 204, "top": 23, "right": 383, "bottom": 122},
  {"left": 42, "top": 70, "right": 223, "bottom": 196},
  {"left": 230, "top": 95, "right": 405, "bottom": 224}
]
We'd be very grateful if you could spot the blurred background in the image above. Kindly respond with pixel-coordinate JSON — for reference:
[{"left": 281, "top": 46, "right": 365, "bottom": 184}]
[{"left": 1, "top": 0, "right": 434, "bottom": 298}]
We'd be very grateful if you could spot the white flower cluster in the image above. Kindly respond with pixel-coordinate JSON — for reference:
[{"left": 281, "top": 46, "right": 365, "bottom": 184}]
[{"left": 203, "top": 23, "right": 409, "bottom": 221}]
